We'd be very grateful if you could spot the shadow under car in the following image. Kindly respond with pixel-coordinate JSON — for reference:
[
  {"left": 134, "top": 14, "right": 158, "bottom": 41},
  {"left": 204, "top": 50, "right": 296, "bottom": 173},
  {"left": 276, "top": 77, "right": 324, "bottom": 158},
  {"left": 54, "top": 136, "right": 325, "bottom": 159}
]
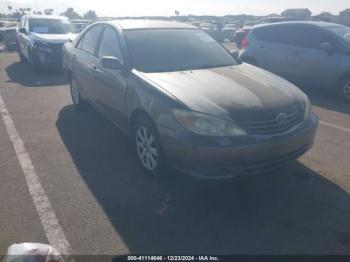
[{"left": 56, "top": 105, "right": 350, "bottom": 254}]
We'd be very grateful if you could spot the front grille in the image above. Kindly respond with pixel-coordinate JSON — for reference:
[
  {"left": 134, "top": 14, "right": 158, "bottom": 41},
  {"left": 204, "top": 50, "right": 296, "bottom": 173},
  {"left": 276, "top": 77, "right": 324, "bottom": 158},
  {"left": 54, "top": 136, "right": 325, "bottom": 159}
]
[{"left": 244, "top": 111, "right": 303, "bottom": 135}]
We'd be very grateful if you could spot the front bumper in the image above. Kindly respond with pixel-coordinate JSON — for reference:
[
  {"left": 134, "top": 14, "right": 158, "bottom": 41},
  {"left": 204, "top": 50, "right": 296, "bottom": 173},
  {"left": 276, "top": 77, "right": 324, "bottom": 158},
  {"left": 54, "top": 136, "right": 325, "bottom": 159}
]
[
  {"left": 33, "top": 43, "right": 64, "bottom": 68},
  {"left": 159, "top": 113, "right": 318, "bottom": 179}
]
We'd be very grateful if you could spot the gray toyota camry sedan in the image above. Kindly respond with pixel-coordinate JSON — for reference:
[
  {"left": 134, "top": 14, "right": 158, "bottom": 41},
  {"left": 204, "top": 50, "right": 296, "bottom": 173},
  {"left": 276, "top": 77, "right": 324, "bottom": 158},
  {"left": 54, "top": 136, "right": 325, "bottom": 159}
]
[{"left": 62, "top": 20, "right": 318, "bottom": 179}]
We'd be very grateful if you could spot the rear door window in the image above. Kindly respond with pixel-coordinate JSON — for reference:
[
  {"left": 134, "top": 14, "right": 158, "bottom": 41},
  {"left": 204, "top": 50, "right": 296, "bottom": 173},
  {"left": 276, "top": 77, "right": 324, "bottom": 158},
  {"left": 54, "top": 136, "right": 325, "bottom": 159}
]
[
  {"left": 291, "top": 25, "right": 336, "bottom": 50},
  {"left": 254, "top": 25, "right": 295, "bottom": 45},
  {"left": 254, "top": 24, "right": 336, "bottom": 50}
]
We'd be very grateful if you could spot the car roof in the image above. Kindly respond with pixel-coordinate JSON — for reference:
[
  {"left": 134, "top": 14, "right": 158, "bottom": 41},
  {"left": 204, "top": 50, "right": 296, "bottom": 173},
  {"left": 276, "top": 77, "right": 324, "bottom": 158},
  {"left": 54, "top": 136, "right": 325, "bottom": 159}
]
[
  {"left": 25, "top": 15, "right": 68, "bottom": 20},
  {"left": 253, "top": 21, "right": 342, "bottom": 30},
  {"left": 105, "top": 19, "right": 197, "bottom": 30}
]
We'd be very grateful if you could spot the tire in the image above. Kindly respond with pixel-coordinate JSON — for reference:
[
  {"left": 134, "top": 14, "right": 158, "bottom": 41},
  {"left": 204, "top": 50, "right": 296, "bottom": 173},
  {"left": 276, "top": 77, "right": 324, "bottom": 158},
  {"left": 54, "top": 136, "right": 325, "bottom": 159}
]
[
  {"left": 132, "top": 117, "right": 166, "bottom": 179},
  {"left": 338, "top": 76, "right": 350, "bottom": 103},
  {"left": 70, "top": 77, "right": 88, "bottom": 111},
  {"left": 18, "top": 48, "right": 27, "bottom": 63},
  {"left": 29, "top": 49, "right": 41, "bottom": 73}
]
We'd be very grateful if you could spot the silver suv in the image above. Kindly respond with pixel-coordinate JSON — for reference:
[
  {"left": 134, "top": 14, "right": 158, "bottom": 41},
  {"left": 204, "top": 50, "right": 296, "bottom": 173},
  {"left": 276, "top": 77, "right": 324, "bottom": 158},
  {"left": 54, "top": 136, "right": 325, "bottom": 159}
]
[
  {"left": 17, "top": 15, "right": 77, "bottom": 72},
  {"left": 238, "top": 22, "right": 350, "bottom": 102}
]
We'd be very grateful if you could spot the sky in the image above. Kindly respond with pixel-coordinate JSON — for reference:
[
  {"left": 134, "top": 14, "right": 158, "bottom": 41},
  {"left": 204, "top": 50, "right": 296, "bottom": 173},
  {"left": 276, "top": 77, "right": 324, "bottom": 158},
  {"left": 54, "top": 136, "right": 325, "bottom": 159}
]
[{"left": 1, "top": 0, "right": 349, "bottom": 17}]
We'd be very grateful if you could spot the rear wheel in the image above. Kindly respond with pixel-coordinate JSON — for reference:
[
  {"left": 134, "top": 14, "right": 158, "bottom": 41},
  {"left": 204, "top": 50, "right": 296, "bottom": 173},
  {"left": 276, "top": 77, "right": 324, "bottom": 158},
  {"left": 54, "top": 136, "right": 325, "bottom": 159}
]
[
  {"left": 132, "top": 117, "right": 166, "bottom": 179},
  {"left": 338, "top": 76, "right": 350, "bottom": 102},
  {"left": 70, "top": 77, "right": 88, "bottom": 111}
]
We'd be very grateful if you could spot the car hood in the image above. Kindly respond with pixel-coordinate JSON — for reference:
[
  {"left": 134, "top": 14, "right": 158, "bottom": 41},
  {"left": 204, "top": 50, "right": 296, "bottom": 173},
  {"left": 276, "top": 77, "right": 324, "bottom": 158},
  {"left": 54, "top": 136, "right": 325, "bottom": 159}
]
[
  {"left": 30, "top": 32, "right": 77, "bottom": 44},
  {"left": 137, "top": 64, "right": 305, "bottom": 124}
]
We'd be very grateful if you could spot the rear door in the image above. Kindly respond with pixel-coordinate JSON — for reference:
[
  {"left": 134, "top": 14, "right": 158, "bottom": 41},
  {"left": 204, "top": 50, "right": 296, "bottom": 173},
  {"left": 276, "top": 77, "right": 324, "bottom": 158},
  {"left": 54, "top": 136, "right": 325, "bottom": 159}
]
[
  {"left": 285, "top": 25, "right": 339, "bottom": 88},
  {"left": 252, "top": 25, "right": 296, "bottom": 79},
  {"left": 94, "top": 26, "right": 127, "bottom": 129},
  {"left": 72, "top": 24, "right": 104, "bottom": 104}
]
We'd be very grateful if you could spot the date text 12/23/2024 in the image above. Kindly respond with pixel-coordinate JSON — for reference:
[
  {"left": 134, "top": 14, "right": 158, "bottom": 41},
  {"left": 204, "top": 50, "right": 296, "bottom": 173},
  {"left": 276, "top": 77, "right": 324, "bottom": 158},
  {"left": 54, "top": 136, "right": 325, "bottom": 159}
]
[{"left": 127, "top": 256, "right": 219, "bottom": 261}]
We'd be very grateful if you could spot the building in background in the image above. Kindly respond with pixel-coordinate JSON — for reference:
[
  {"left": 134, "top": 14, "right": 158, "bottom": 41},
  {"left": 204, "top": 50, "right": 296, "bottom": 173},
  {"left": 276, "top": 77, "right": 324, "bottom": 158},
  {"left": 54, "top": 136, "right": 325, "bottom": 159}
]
[
  {"left": 339, "top": 9, "right": 350, "bottom": 26},
  {"left": 312, "top": 12, "right": 338, "bottom": 23},
  {"left": 281, "top": 8, "right": 312, "bottom": 20}
]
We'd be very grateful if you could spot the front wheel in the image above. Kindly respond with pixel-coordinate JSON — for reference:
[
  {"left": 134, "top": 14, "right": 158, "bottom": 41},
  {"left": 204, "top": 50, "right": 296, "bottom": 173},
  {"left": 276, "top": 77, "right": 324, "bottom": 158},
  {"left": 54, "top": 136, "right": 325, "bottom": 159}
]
[
  {"left": 29, "top": 50, "right": 41, "bottom": 73},
  {"left": 70, "top": 78, "right": 88, "bottom": 111},
  {"left": 133, "top": 117, "right": 166, "bottom": 179},
  {"left": 18, "top": 47, "right": 27, "bottom": 63},
  {"left": 339, "top": 76, "right": 350, "bottom": 102}
]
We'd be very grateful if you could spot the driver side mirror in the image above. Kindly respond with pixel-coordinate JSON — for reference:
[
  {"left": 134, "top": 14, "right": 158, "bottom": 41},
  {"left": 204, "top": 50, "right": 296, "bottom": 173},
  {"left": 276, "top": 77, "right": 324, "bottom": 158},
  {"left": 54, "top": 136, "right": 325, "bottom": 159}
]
[
  {"left": 100, "top": 56, "right": 124, "bottom": 71},
  {"left": 319, "top": 42, "right": 334, "bottom": 55},
  {"left": 19, "top": 28, "right": 27, "bottom": 35}
]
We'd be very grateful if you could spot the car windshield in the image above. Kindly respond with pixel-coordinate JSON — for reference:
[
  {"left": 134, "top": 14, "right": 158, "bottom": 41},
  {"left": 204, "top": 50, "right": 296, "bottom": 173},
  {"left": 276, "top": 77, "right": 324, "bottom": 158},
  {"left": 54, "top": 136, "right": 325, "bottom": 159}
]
[
  {"left": 125, "top": 29, "right": 236, "bottom": 73},
  {"left": 29, "top": 19, "right": 76, "bottom": 34},
  {"left": 326, "top": 25, "right": 350, "bottom": 44}
]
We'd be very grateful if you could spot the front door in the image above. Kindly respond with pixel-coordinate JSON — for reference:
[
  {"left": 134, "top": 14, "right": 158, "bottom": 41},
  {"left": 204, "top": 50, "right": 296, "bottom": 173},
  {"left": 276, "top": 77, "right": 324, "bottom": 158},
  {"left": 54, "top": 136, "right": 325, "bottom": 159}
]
[
  {"left": 94, "top": 26, "right": 127, "bottom": 130},
  {"left": 285, "top": 25, "right": 339, "bottom": 88},
  {"left": 72, "top": 25, "right": 104, "bottom": 105}
]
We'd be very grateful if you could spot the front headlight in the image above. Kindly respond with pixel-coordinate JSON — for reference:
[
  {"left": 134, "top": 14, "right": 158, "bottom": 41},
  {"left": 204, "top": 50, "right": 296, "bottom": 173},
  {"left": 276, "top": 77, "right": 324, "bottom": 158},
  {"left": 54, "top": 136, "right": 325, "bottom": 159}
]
[
  {"left": 173, "top": 109, "right": 247, "bottom": 136},
  {"left": 303, "top": 94, "right": 311, "bottom": 120}
]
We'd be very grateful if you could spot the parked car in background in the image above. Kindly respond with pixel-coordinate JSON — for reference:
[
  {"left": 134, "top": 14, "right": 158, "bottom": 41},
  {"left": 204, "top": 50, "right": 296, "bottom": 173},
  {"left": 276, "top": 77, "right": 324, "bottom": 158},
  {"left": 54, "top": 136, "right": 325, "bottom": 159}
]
[
  {"left": 71, "top": 19, "right": 90, "bottom": 32},
  {"left": 200, "top": 22, "right": 224, "bottom": 42},
  {"left": 234, "top": 21, "right": 261, "bottom": 48},
  {"left": 0, "top": 21, "right": 18, "bottom": 29},
  {"left": 0, "top": 21, "right": 18, "bottom": 51},
  {"left": 260, "top": 16, "right": 301, "bottom": 24},
  {"left": 222, "top": 23, "right": 239, "bottom": 42},
  {"left": 17, "top": 15, "right": 77, "bottom": 72},
  {"left": 63, "top": 20, "right": 318, "bottom": 179},
  {"left": 234, "top": 26, "right": 252, "bottom": 48},
  {"left": 238, "top": 22, "right": 350, "bottom": 102}
]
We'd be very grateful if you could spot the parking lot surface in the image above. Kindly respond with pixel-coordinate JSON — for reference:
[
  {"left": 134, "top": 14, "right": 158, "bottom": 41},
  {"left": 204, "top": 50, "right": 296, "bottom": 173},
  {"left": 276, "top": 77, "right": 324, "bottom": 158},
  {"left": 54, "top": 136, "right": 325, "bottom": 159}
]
[{"left": 0, "top": 52, "right": 350, "bottom": 255}]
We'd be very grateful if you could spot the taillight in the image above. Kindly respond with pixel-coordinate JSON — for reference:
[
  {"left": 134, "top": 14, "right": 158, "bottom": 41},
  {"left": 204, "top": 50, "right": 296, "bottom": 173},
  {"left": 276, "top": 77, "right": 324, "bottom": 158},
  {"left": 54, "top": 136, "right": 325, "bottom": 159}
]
[
  {"left": 241, "top": 30, "right": 249, "bottom": 49},
  {"left": 241, "top": 36, "right": 248, "bottom": 49}
]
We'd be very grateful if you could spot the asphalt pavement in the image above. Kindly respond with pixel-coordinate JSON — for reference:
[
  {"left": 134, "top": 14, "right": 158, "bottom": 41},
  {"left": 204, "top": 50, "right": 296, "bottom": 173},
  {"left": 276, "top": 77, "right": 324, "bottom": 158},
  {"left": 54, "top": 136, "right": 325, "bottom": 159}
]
[{"left": 0, "top": 51, "right": 350, "bottom": 256}]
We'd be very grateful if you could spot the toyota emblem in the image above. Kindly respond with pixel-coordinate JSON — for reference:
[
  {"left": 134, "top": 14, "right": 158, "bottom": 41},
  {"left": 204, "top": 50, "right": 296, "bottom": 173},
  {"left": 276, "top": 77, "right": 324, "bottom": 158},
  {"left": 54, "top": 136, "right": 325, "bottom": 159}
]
[{"left": 276, "top": 113, "right": 287, "bottom": 125}]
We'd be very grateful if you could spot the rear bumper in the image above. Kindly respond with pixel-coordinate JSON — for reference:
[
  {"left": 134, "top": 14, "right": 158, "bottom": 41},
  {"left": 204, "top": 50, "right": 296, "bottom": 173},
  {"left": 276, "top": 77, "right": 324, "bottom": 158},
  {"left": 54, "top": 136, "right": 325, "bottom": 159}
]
[{"left": 159, "top": 113, "right": 318, "bottom": 179}]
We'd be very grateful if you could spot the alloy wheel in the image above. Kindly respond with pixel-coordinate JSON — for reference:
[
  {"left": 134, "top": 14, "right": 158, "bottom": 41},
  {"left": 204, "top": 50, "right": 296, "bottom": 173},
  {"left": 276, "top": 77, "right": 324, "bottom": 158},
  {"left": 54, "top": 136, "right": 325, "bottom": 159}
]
[{"left": 136, "top": 126, "right": 158, "bottom": 170}]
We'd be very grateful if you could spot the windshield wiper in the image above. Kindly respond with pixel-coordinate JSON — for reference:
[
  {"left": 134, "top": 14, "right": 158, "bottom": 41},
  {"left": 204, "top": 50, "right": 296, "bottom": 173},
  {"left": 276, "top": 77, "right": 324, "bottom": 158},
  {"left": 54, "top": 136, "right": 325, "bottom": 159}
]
[{"left": 190, "top": 64, "right": 233, "bottom": 70}]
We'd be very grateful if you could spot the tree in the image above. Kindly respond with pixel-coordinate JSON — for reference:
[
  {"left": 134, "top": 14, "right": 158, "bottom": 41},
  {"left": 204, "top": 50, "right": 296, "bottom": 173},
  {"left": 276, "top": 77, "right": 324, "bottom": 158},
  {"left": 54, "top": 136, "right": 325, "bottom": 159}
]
[
  {"left": 83, "top": 10, "right": 98, "bottom": 20},
  {"left": 60, "top": 8, "right": 81, "bottom": 20},
  {"left": 12, "top": 11, "right": 22, "bottom": 19}
]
